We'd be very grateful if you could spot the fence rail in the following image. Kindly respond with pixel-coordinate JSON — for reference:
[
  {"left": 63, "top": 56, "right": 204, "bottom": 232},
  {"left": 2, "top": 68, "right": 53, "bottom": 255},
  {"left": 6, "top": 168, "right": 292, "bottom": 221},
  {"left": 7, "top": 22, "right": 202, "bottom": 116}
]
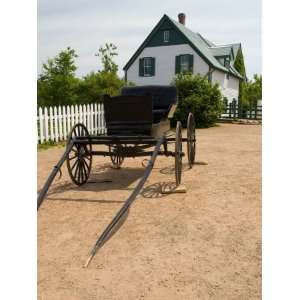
[
  {"left": 37, "top": 103, "right": 106, "bottom": 144},
  {"left": 220, "top": 104, "right": 262, "bottom": 120}
]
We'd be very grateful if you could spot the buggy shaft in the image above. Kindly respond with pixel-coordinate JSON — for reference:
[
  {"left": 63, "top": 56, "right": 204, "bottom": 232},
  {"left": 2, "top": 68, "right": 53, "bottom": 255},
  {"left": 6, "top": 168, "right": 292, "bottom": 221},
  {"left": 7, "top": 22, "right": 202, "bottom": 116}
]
[
  {"left": 37, "top": 141, "right": 74, "bottom": 210},
  {"left": 85, "top": 137, "right": 165, "bottom": 267}
]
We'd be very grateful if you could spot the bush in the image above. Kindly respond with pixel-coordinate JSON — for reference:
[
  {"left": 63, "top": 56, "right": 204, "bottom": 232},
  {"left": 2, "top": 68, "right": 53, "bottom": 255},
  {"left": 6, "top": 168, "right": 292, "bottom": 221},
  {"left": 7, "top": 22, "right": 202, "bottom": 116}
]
[{"left": 171, "top": 73, "right": 224, "bottom": 128}]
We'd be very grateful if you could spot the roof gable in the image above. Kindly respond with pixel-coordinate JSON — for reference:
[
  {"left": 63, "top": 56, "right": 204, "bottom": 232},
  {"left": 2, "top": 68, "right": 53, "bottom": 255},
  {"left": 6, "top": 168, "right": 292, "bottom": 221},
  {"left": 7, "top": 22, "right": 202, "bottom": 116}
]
[{"left": 123, "top": 15, "right": 189, "bottom": 71}]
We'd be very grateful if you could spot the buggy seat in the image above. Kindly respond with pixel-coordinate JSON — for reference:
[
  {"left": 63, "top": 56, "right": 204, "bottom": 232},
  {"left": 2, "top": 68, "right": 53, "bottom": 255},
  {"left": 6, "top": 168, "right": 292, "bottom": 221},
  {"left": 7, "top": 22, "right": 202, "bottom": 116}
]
[{"left": 121, "top": 85, "right": 177, "bottom": 123}]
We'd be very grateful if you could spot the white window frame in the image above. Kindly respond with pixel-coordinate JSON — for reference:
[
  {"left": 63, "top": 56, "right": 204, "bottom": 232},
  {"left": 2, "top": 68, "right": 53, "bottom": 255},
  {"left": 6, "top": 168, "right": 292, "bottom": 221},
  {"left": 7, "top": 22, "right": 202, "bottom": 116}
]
[
  {"left": 143, "top": 57, "right": 152, "bottom": 76},
  {"left": 163, "top": 30, "right": 170, "bottom": 42},
  {"left": 180, "top": 55, "right": 189, "bottom": 72}
]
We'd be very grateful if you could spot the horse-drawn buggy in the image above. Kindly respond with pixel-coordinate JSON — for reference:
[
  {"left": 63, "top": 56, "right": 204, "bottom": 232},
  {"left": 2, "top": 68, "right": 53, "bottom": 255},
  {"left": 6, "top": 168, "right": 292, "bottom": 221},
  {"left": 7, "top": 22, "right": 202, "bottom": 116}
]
[{"left": 38, "top": 85, "right": 196, "bottom": 266}]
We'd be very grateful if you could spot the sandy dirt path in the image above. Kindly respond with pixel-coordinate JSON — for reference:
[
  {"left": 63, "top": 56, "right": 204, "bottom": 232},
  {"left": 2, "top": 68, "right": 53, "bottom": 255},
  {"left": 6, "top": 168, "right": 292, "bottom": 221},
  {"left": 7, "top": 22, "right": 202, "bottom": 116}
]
[{"left": 37, "top": 123, "right": 261, "bottom": 300}]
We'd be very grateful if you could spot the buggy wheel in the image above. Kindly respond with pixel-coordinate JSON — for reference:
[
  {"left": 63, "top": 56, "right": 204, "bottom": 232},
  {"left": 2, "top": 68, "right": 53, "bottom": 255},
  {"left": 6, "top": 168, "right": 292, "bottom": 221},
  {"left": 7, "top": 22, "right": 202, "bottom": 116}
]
[
  {"left": 109, "top": 144, "right": 125, "bottom": 169},
  {"left": 175, "top": 121, "right": 183, "bottom": 186},
  {"left": 66, "top": 123, "right": 92, "bottom": 186},
  {"left": 187, "top": 112, "right": 196, "bottom": 168}
]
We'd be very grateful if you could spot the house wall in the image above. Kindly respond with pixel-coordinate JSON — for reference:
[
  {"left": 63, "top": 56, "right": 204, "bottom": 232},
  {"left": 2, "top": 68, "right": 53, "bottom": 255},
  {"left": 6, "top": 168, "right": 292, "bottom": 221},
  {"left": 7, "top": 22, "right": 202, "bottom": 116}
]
[
  {"left": 211, "top": 69, "right": 239, "bottom": 103},
  {"left": 126, "top": 44, "right": 209, "bottom": 85}
]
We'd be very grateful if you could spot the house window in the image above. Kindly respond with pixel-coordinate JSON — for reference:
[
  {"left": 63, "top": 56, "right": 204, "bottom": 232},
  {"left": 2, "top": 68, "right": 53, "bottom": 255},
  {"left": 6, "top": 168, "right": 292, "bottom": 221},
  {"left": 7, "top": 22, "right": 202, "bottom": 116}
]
[
  {"left": 139, "top": 57, "right": 155, "bottom": 77},
  {"left": 163, "top": 30, "right": 169, "bottom": 42},
  {"left": 175, "top": 54, "right": 194, "bottom": 74},
  {"left": 180, "top": 55, "right": 189, "bottom": 72},
  {"left": 144, "top": 57, "right": 152, "bottom": 76},
  {"left": 224, "top": 58, "right": 230, "bottom": 68}
]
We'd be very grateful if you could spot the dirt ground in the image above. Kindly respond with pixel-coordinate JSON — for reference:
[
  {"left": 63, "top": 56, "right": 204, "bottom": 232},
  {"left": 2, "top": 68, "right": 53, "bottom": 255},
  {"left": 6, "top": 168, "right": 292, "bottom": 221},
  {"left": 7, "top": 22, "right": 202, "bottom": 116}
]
[{"left": 37, "top": 123, "right": 261, "bottom": 300}]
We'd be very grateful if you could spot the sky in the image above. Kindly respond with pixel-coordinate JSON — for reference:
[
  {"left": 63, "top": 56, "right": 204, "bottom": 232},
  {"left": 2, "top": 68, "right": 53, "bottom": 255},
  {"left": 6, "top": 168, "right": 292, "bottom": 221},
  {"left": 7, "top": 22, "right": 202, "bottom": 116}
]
[{"left": 38, "top": 0, "right": 261, "bottom": 79}]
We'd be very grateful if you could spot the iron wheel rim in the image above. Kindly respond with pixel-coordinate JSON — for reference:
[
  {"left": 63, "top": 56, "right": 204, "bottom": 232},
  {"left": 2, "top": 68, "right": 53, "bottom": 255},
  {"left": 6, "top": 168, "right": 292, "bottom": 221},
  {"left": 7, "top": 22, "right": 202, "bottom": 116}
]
[
  {"left": 187, "top": 112, "right": 196, "bottom": 168},
  {"left": 175, "top": 121, "right": 183, "bottom": 186},
  {"left": 66, "top": 123, "right": 92, "bottom": 186}
]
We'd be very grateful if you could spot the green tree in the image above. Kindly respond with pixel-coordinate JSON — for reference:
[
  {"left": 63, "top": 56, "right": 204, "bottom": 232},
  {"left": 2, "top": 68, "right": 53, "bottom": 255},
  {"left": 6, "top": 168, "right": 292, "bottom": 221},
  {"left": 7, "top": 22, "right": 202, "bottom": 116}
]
[
  {"left": 76, "top": 71, "right": 125, "bottom": 104},
  {"left": 76, "top": 43, "right": 126, "bottom": 103},
  {"left": 234, "top": 48, "right": 247, "bottom": 106},
  {"left": 172, "top": 74, "right": 224, "bottom": 128},
  {"left": 243, "top": 74, "right": 262, "bottom": 107},
  {"left": 37, "top": 47, "right": 79, "bottom": 106},
  {"left": 95, "top": 43, "right": 118, "bottom": 74}
]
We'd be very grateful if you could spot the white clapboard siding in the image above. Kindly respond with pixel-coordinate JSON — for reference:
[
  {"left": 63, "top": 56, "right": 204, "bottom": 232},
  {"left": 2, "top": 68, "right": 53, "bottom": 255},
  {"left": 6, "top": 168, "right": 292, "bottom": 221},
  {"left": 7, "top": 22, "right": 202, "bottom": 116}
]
[{"left": 37, "top": 103, "right": 106, "bottom": 144}]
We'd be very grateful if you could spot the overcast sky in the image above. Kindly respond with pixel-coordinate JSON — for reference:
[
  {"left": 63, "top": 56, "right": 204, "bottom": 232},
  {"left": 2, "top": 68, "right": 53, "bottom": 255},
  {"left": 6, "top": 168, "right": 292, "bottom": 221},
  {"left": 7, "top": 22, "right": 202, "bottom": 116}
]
[{"left": 38, "top": 0, "right": 261, "bottom": 79}]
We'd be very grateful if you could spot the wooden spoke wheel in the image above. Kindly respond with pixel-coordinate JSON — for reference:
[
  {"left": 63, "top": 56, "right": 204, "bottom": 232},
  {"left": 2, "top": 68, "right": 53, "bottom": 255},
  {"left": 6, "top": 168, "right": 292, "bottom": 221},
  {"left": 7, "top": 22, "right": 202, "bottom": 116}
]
[
  {"left": 187, "top": 112, "right": 196, "bottom": 168},
  {"left": 109, "top": 144, "right": 125, "bottom": 169},
  {"left": 175, "top": 121, "right": 183, "bottom": 186},
  {"left": 66, "top": 123, "right": 92, "bottom": 186}
]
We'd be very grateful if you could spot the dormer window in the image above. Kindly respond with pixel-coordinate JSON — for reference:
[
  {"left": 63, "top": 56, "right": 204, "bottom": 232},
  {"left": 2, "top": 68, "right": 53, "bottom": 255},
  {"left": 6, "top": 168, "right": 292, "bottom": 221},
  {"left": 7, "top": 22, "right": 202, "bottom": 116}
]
[
  {"left": 224, "top": 57, "right": 230, "bottom": 68},
  {"left": 163, "top": 30, "right": 169, "bottom": 42}
]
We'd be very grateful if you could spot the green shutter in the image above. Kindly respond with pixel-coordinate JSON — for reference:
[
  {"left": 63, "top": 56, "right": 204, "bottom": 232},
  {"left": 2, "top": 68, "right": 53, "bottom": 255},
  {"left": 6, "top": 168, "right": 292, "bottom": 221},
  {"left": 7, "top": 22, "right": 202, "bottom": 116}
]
[
  {"left": 175, "top": 55, "right": 181, "bottom": 74},
  {"left": 139, "top": 58, "right": 144, "bottom": 76},
  {"left": 188, "top": 54, "right": 194, "bottom": 73},
  {"left": 151, "top": 57, "right": 155, "bottom": 76}
]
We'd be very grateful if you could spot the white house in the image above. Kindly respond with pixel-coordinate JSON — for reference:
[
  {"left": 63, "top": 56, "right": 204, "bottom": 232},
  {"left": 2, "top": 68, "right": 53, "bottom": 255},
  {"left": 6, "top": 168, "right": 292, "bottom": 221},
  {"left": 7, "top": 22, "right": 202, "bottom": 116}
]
[{"left": 123, "top": 13, "right": 244, "bottom": 103}]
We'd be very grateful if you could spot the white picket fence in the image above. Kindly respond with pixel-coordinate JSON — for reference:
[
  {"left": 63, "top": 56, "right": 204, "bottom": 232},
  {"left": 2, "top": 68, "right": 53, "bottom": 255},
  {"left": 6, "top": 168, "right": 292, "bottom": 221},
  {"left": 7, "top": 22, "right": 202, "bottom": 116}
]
[{"left": 37, "top": 103, "right": 106, "bottom": 144}]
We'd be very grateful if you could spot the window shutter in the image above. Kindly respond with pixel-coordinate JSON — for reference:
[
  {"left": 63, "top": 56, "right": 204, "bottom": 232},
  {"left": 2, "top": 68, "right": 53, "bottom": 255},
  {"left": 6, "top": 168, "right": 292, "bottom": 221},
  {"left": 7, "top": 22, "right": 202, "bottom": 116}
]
[
  {"left": 151, "top": 57, "right": 155, "bottom": 76},
  {"left": 175, "top": 55, "right": 181, "bottom": 74},
  {"left": 188, "top": 54, "right": 194, "bottom": 73},
  {"left": 139, "top": 58, "right": 144, "bottom": 76}
]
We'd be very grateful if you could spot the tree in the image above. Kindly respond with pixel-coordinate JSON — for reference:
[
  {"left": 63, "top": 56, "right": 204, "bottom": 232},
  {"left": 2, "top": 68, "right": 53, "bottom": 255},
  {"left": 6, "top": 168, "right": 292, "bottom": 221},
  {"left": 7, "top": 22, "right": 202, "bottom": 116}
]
[
  {"left": 234, "top": 48, "right": 247, "bottom": 106},
  {"left": 243, "top": 74, "right": 262, "bottom": 107},
  {"left": 76, "top": 43, "right": 126, "bottom": 103},
  {"left": 76, "top": 71, "right": 125, "bottom": 104},
  {"left": 95, "top": 43, "right": 118, "bottom": 74},
  {"left": 171, "top": 74, "right": 224, "bottom": 128},
  {"left": 37, "top": 47, "right": 79, "bottom": 106}
]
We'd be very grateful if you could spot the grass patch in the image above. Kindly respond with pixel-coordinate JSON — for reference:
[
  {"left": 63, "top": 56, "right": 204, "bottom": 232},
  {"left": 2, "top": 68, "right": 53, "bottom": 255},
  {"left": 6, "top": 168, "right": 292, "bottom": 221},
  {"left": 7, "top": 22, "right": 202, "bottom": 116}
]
[{"left": 38, "top": 140, "right": 66, "bottom": 151}]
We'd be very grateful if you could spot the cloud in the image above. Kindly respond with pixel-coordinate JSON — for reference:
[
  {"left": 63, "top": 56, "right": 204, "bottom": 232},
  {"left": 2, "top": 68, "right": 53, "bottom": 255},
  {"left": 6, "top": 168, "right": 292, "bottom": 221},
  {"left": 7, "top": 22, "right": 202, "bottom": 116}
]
[{"left": 38, "top": 0, "right": 261, "bottom": 79}]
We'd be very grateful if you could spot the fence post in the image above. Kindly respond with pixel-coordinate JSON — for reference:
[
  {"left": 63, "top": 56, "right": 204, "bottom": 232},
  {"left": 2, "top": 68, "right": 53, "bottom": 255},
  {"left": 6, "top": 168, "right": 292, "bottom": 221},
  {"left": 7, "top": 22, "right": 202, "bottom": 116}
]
[
  {"left": 82, "top": 104, "right": 86, "bottom": 127},
  {"left": 254, "top": 103, "right": 258, "bottom": 119},
  {"left": 38, "top": 107, "right": 44, "bottom": 144},
  {"left": 67, "top": 106, "right": 71, "bottom": 135},
  {"left": 229, "top": 103, "right": 232, "bottom": 118},
  {"left": 58, "top": 106, "right": 63, "bottom": 141},
  {"left": 49, "top": 106, "right": 54, "bottom": 141},
  {"left": 62, "top": 105, "right": 67, "bottom": 140},
  {"left": 79, "top": 105, "right": 83, "bottom": 124},
  {"left": 86, "top": 104, "right": 90, "bottom": 132},
  {"left": 44, "top": 107, "right": 49, "bottom": 142},
  {"left": 75, "top": 105, "right": 79, "bottom": 124},
  {"left": 101, "top": 103, "right": 105, "bottom": 133},
  {"left": 53, "top": 106, "right": 59, "bottom": 142},
  {"left": 90, "top": 104, "right": 94, "bottom": 134},
  {"left": 232, "top": 100, "right": 237, "bottom": 119}
]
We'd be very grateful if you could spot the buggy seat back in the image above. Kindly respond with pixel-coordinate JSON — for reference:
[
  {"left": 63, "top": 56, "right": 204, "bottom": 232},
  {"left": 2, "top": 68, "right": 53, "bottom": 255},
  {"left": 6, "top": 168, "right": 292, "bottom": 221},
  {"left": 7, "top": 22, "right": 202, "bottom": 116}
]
[
  {"left": 104, "top": 95, "right": 153, "bottom": 136},
  {"left": 121, "top": 85, "right": 177, "bottom": 123}
]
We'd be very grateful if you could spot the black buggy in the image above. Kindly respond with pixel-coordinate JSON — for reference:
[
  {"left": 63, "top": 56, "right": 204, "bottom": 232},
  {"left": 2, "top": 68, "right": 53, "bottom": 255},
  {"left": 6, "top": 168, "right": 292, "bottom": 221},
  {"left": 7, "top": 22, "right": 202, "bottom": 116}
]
[{"left": 38, "top": 85, "right": 196, "bottom": 266}]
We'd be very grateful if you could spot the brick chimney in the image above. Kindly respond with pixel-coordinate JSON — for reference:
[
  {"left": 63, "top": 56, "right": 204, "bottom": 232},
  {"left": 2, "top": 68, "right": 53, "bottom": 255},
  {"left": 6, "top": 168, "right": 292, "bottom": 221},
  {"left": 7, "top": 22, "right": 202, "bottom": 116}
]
[{"left": 178, "top": 13, "right": 186, "bottom": 25}]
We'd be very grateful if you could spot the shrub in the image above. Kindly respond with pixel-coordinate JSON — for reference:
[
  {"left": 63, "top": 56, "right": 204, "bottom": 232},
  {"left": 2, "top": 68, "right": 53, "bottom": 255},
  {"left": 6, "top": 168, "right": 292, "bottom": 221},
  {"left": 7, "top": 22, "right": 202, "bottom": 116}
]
[{"left": 171, "top": 73, "right": 224, "bottom": 128}]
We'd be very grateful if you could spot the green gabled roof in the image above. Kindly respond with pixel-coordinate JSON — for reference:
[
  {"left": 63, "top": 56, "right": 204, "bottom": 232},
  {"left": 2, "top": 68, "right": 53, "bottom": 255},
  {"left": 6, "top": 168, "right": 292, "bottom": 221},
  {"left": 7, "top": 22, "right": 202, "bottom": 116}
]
[
  {"left": 210, "top": 46, "right": 233, "bottom": 58},
  {"left": 123, "top": 14, "right": 243, "bottom": 80},
  {"left": 168, "top": 17, "right": 229, "bottom": 73},
  {"left": 196, "top": 33, "right": 215, "bottom": 47},
  {"left": 214, "top": 43, "right": 241, "bottom": 60}
]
